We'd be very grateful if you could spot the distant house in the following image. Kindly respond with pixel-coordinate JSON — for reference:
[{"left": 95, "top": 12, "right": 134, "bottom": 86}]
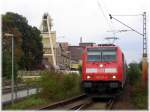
[
  {"left": 68, "top": 42, "right": 96, "bottom": 70},
  {"left": 68, "top": 46, "right": 82, "bottom": 62},
  {"left": 56, "top": 42, "right": 70, "bottom": 70},
  {"left": 79, "top": 42, "right": 96, "bottom": 47}
]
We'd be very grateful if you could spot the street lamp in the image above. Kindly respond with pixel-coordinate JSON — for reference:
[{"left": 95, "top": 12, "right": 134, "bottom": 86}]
[{"left": 4, "top": 33, "right": 14, "bottom": 104}]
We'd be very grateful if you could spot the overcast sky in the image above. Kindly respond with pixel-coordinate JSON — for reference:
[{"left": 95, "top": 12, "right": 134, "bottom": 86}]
[{"left": 1, "top": 0, "right": 149, "bottom": 63}]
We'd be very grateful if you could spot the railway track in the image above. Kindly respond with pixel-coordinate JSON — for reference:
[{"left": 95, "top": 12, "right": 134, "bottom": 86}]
[
  {"left": 78, "top": 98, "right": 114, "bottom": 110},
  {"left": 39, "top": 94, "right": 115, "bottom": 110},
  {"left": 2, "top": 85, "right": 38, "bottom": 94}
]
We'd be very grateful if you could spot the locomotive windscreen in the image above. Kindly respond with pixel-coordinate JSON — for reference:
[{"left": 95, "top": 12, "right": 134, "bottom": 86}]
[{"left": 87, "top": 47, "right": 117, "bottom": 62}]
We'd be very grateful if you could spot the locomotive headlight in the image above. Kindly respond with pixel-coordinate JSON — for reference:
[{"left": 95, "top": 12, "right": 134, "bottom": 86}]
[
  {"left": 86, "top": 68, "right": 97, "bottom": 73},
  {"left": 99, "top": 64, "right": 103, "bottom": 67},
  {"left": 105, "top": 68, "right": 117, "bottom": 73},
  {"left": 112, "top": 75, "right": 116, "bottom": 79},
  {"left": 87, "top": 75, "right": 91, "bottom": 79}
]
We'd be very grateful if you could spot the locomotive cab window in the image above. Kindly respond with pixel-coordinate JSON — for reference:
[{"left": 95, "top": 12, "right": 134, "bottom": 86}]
[
  {"left": 102, "top": 51, "right": 116, "bottom": 62},
  {"left": 87, "top": 47, "right": 117, "bottom": 62},
  {"left": 87, "top": 51, "right": 101, "bottom": 61}
]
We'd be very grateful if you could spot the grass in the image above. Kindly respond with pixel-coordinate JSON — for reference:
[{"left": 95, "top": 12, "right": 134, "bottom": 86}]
[
  {"left": 131, "top": 83, "right": 148, "bottom": 109},
  {"left": 4, "top": 71, "right": 82, "bottom": 110},
  {"left": 3, "top": 95, "right": 48, "bottom": 110}
]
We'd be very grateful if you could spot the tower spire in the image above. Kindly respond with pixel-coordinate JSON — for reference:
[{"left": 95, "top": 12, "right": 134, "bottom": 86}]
[{"left": 40, "top": 13, "right": 56, "bottom": 68}]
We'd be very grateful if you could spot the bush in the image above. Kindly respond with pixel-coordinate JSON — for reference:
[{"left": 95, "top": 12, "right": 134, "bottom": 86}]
[
  {"left": 128, "top": 62, "right": 148, "bottom": 109},
  {"left": 63, "top": 74, "right": 76, "bottom": 91},
  {"left": 39, "top": 71, "right": 81, "bottom": 101},
  {"left": 131, "top": 83, "right": 148, "bottom": 109},
  {"left": 127, "top": 62, "right": 141, "bottom": 85}
]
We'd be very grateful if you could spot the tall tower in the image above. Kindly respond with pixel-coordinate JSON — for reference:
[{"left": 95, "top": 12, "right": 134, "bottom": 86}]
[{"left": 40, "top": 13, "right": 56, "bottom": 68}]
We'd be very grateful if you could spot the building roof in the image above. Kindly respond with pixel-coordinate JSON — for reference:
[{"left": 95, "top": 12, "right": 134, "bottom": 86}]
[{"left": 68, "top": 46, "right": 83, "bottom": 62}]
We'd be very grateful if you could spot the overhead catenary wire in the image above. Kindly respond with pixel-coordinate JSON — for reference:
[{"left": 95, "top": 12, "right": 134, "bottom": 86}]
[
  {"left": 97, "top": 0, "right": 113, "bottom": 31},
  {"left": 99, "top": 0, "right": 110, "bottom": 16},
  {"left": 111, "top": 14, "right": 142, "bottom": 16},
  {"left": 109, "top": 14, "right": 143, "bottom": 36},
  {"left": 100, "top": 0, "right": 117, "bottom": 38},
  {"left": 97, "top": 0, "right": 116, "bottom": 41}
]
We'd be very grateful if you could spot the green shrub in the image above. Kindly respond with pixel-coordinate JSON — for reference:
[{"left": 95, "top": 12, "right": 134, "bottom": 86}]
[
  {"left": 131, "top": 84, "right": 148, "bottom": 109},
  {"left": 128, "top": 62, "right": 148, "bottom": 109},
  {"left": 39, "top": 71, "right": 81, "bottom": 101},
  {"left": 63, "top": 74, "right": 76, "bottom": 91},
  {"left": 127, "top": 62, "right": 141, "bottom": 85}
]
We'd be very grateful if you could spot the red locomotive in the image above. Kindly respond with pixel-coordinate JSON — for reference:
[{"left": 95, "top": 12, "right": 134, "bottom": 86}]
[{"left": 81, "top": 44, "right": 127, "bottom": 94}]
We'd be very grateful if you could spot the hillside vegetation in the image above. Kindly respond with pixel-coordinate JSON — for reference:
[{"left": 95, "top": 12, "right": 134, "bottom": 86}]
[{"left": 127, "top": 62, "right": 148, "bottom": 109}]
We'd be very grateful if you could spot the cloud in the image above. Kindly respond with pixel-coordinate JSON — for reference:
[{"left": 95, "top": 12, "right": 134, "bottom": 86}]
[{"left": 1, "top": 0, "right": 147, "bottom": 63}]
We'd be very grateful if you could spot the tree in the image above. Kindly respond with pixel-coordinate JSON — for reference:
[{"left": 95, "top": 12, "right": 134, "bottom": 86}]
[
  {"left": 19, "top": 26, "right": 43, "bottom": 70},
  {"left": 128, "top": 62, "right": 141, "bottom": 85},
  {"left": 2, "top": 51, "right": 12, "bottom": 79},
  {"left": 2, "top": 12, "right": 43, "bottom": 79},
  {"left": 2, "top": 13, "right": 23, "bottom": 79}
]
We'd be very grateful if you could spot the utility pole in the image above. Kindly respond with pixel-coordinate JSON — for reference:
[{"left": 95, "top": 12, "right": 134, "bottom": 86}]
[
  {"left": 143, "top": 12, "right": 147, "bottom": 57},
  {"left": 4, "top": 33, "right": 15, "bottom": 104},
  {"left": 109, "top": 12, "right": 148, "bottom": 83},
  {"left": 142, "top": 12, "right": 148, "bottom": 82}
]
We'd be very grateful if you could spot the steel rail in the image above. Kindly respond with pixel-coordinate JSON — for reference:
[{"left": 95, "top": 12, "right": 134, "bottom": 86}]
[
  {"left": 78, "top": 99, "right": 114, "bottom": 110},
  {"left": 106, "top": 99, "right": 114, "bottom": 109},
  {"left": 39, "top": 94, "right": 87, "bottom": 110},
  {"left": 38, "top": 94, "right": 115, "bottom": 110},
  {"left": 76, "top": 99, "right": 93, "bottom": 110}
]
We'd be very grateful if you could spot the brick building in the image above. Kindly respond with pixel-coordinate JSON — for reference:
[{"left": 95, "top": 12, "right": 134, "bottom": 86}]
[{"left": 56, "top": 42, "right": 70, "bottom": 70}]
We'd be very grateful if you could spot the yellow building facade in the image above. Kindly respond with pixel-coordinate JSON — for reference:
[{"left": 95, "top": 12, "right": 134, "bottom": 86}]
[
  {"left": 40, "top": 13, "right": 57, "bottom": 68},
  {"left": 41, "top": 31, "right": 56, "bottom": 64}
]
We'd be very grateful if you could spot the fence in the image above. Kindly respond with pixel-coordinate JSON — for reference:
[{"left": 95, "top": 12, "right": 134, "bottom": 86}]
[
  {"left": 17, "top": 70, "right": 42, "bottom": 81},
  {"left": 2, "top": 71, "right": 42, "bottom": 104}
]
